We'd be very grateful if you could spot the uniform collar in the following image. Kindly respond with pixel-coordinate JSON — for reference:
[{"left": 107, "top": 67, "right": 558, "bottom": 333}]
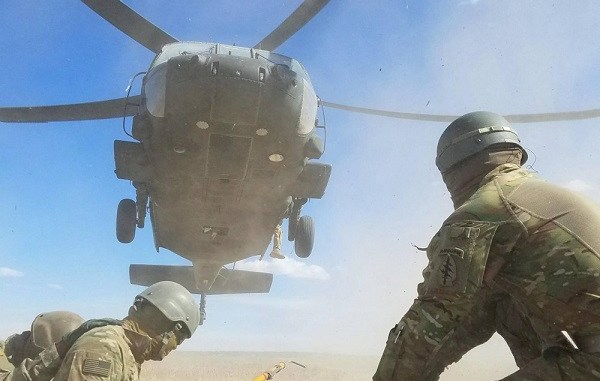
[
  {"left": 121, "top": 319, "right": 153, "bottom": 364},
  {"left": 479, "top": 163, "right": 526, "bottom": 187}
]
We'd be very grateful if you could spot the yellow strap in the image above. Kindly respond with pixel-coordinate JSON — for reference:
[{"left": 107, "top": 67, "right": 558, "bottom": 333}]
[{"left": 251, "top": 373, "right": 269, "bottom": 381}]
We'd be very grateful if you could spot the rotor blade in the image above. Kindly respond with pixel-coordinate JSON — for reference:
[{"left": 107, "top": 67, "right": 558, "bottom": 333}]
[
  {"left": 320, "top": 101, "right": 457, "bottom": 123},
  {"left": 504, "top": 109, "right": 600, "bottom": 123},
  {"left": 320, "top": 101, "right": 600, "bottom": 124},
  {"left": 81, "top": 0, "right": 177, "bottom": 54},
  {"left": 254, "top": 0, "right": 330, "bottom": 51},
  {"left": 0, "top": 96, "right": 141, "bottom": 123}
]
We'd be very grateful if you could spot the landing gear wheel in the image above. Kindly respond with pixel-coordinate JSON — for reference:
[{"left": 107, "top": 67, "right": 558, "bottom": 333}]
[
  {"left": 294, "top": 215, "right": 314, "bottom": 258},
  {"left": 116, "top": 199, "right": 137, "bottom": 243}
]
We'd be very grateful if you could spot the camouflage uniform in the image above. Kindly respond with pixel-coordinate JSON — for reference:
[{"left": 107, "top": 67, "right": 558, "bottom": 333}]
[
  {"left": 0, "top": 321, "right": 174, "bottom": 381},
  {"left": 0, "top": 341, "right": 12, "bottom": 372},
  {"left": 51, "top": 325, "right": 140, "bottom": 381},
  {"left": 374, "top": 164, "right": 600, "bottom": 380},
  {"left": 1, "top": 344, "right": 62, "bottom": 381},
  {"left": 2, "top": 282, "right": 198, "bottom": 381},
  {"left": 0, "top": 341, "right": 11, "bottom": 381},
  {"left": 0, "top": 311, "right": 85, "bottom": 381},
  {"left": 0, "top": 322, "right": 127, "bottom": 381}
]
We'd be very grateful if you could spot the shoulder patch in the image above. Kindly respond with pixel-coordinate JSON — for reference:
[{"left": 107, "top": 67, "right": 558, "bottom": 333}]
[
  {"left": 425, "top": 221, "right": 499, "bottom": 295},
  {"left": 82, "top": 358, "right": 111, "bottom": 377}
]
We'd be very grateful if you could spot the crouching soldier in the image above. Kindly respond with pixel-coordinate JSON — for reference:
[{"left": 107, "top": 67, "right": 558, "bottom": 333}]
[{"left": 6, "top": 281, "right": 200, "bottom": 381}]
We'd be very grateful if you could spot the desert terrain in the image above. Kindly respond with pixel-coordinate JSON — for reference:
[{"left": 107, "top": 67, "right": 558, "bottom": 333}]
[
  {"left": 140, "top": 349, "right": 516, "bottom": 380},
  {"left": 141, "top": 352, "right": 378, "bottom": 381}
]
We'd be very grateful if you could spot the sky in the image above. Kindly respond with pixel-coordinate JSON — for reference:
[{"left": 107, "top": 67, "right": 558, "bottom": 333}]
[{"left": 1, "top": 0, "right": 600, "bottom": 379}]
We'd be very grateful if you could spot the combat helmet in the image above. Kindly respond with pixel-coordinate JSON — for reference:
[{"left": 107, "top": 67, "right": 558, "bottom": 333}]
[
  {"left": 5, "top": 311, "right": 84, "bottom": 366},
  {"left": 436, "top": 111, "right": 527, "bottom": 173},
  {"left": 136, "top": 281, "right": 200, "bottom": 338},
  {"left": 30, "top": 311, "right": 84, "bottom": 351}
]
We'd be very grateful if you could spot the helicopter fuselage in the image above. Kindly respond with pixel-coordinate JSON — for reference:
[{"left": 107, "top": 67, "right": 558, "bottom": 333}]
[{"left": 114, "top": 43, "right": 331, "bottom": 280}]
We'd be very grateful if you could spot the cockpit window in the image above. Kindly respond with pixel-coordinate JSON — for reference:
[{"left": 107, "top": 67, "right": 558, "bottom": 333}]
[{"left": 150, "top": 42, "right": 218, "bottom": 69}]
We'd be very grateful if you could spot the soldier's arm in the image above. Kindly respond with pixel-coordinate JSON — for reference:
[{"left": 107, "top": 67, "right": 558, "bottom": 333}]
[
  {"left": 374, "top": 220, "right": 512, "bottom": 381},
  {"left": 3, "top": 344, "right": 63, "bottom": 381},
  {"left": 374, "top": 293, "right": 498, "bottom": 381}
]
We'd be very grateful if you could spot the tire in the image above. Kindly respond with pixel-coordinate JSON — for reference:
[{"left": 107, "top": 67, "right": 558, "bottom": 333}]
[
  {"left": 116, "top": 199, "right": 137, "bottom": 243},
  {"left": 294, "top": 215, "right": 315, "bottom": 258}
]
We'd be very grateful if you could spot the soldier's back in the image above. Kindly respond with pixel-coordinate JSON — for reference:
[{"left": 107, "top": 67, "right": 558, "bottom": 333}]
[
  {"left": 494, "top": 171, "right": 600, "bottom": 337},
  {"left": 52, "top": 325, "right": 139, "bottom": 381}
]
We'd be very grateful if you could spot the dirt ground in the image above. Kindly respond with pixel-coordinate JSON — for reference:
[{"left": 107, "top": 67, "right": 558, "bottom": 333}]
[
  {"left": 140, "top": 347, "right": 518, "bottom": 380},
  {"left": 140, "top": 351, "right": 379, "bottom": 381}
]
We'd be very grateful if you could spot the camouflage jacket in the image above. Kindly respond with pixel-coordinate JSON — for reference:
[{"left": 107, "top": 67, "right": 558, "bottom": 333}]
[
  {"left": 0, "top": 343, "right": 62, "bottom": 381},
  {"left": 52, "top": 325, "right": 140, "bottom": 381},
  {"left": 374, "top": 164, "right": 600, "bottom": 380},
  {"left": 0, "top": 340, "right": 13, "bottom": 372},
  {"left": 0, "top": 341, "right": 11, "bottom": 381}
]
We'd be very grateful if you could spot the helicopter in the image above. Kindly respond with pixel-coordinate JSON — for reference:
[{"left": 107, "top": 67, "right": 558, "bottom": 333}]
[
  {"left": 2, "top": 0, "right": 600, "bottom": 322},
  {"left": 0, "top": 0, "right": 338, "bottom": 317}
]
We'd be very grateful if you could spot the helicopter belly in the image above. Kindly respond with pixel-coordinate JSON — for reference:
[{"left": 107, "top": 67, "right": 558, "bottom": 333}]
[
  {"left": 143, "top": 113, "right": 306, "bottom": 264},
  {"left": 119, "top": 48, "right": 326, "bottom": 264},
  {"left": 149, "top": 181, "right": 292, "bottom": 264}
]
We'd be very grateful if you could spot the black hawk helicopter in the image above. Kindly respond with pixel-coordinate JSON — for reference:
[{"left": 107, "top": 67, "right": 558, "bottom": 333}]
[
  {"left": 2, "top": 0, "right": 600, "bottom": 321},
  {"left": 0, "top": 0, "right": 336, "bottom": 316}
]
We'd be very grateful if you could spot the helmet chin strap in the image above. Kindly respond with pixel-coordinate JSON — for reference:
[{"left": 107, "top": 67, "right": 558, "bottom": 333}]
[{"left": 142, "top": 331, "right": 178, "bottom": 361}]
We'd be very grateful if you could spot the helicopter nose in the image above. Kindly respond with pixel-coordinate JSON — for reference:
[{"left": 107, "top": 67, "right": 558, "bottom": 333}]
[
  {"left": 167, "top": 54, "right": 210, "bottom": 83},
  {"left": 164, "top": 53, "right": 265, "bottom": 126},
  {"left": 270, "top": 64, "right": 298, "bottom": 90}
]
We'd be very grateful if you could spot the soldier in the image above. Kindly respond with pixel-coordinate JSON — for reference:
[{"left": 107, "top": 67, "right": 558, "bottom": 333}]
[
  {"left": 0, "top": 342, "right": 10, "bottom": 373},
  {"left": 2, "top": 311, "right": 84, "bottom": 371},
  {"left": 269, "top": 223, "right": 285, "bottom": 259},
  {"left": 373, "top": 111, "right": 600, "bottom": 380},
  {"left": 1, "top": 311, "right": 84, "bottom": 380},
  {"left": 7, "top": 280, "right": 200, "bottom": 381}
]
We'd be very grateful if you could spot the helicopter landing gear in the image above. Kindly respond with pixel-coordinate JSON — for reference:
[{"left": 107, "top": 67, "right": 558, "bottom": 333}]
[
  {"left": 134, "top": 183, "right": 148, "bottom": 229},
  {"left": 287, "top": 198, "right": 314, "bottom": 258},
  {"left": 116, "top": 199, "right": 136, "bottom": 243},
  {"left": 294, "top": 215, "right": 314, "bottom": 258},
  {"left": 116, "top": 184, "right": 148, "bottom": 243},
  {"left": 287, "top": 198, "right": 307, "bottom": 241}
]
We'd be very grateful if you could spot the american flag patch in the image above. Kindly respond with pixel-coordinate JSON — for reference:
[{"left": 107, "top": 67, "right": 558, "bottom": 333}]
[{"left": 82, "top": 358, "right": 111, "bottom": 377}]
